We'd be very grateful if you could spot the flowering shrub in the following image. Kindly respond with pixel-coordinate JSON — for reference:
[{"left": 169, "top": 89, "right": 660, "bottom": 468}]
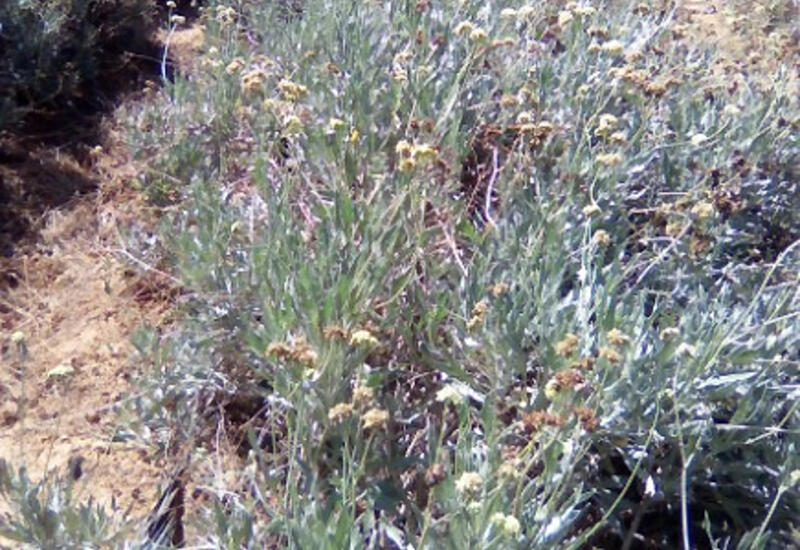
[
  {"left": 117, "top": 0, "right": 798, "bottom": 547},
  {"left": 4, "top": 0, "right": 796, "bottom": 548}
]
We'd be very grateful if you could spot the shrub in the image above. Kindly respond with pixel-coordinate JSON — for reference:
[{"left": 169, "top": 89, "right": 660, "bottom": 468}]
[
  {"left": 0, "top": 0, "right": 156, "bottom": 131},
  {"left": 0, "top": 459, "right": 127, "bottom": 549},
  {"left": 116, "top": 0, "right": 800, "bottom": 547}
]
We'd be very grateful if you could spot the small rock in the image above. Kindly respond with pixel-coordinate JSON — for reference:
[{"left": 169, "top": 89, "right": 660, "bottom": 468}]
[
  {"left": 38, "top": 409, "right": 58, "bottom": 420},
  {"left": 67, "top": 455, "right": 86, "bottom": 480},
  {"left": 1, "top": 402, "right": 18, "bottom": 426},
  {"left": 86, "top": 410, "right": 102, "bottom": 424},
  {"left": 46, "top": 363, "right": 76, "bottom": 379}
]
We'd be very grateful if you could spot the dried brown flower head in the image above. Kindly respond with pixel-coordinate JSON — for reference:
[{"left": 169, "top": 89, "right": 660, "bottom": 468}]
[
  {"left": 599, "top": 346, "right": 622, "bottom": 364},
  {"left": 555, "top": 333, "right": 580, "bottom": 357},
  {"left": 323, "top": 325, "right": 348, "bottom": 341},
  {"left": 424, "top": 463, "right": 447, "bottom": 487},
  {"left": 574, "top": 406, "right": 599, "bottom": 431},
  {"left": 522, "top": 410, "right": 564, "bottom": 433}
]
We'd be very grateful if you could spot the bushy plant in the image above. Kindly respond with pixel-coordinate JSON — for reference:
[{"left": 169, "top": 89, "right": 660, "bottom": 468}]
[
  {"left": 0, "top": 459, "right": 125, "bottom": 549},
  {"left": 114, "top": 0, "right": 799, "bottom": 548},
  {"left": 0, "top": 0, "right": 155, "bottom": 130}
]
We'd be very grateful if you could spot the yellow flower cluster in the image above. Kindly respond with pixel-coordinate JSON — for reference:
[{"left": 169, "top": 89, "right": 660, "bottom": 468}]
[
  {"left": 215, "top": 5, "right": 237, "bottom": 25},
  {"left": 516, "top": 111, "right": 533, "bottom": 124},
  {"left": 572, "top": 4, "right": 597, "bottom": 17},
  {"left": 453, "top": 21, "right": 488, "bottom": 42},
  {"left": 660, "top": 327, "right": 680, "bottom": 341},
  {"left": 593, "top": 229, "right": 611, "bottom": 246},
  {"left": 518, "top": 6, "right": 536, "bottom": 18},
  {"left": 200, "top": 47, "right": 222, "bottom": 70},
  {"left": 251, "top": 54, "right": 276, "bottom": 71},
  {"left": 587, "top": 25, "right": 609, "bottom": 40},
  {"left": 392, "top": 67, "right": 408, "bottom": 83},
  {"left": 691, "top": 201, "right": 715, "bottom": 220},
  {"left": 241, "top": 68, "right": 267, "bottom": 96},
  {"left": 466, "top": 299, "right": 489, "bottom": 331},
  {"left": 395, "top": 139, "right": 438, "bottom": 172},
  {"left": 362, "top": 408, "right": 389, "bottom": 430},
  {"left": 596, "top": 152, "right": 623, "bottom": 167},
  {"left": 490, "top": 281, "right": 509, "bottom": 298},
  {"left": 328, "top": 403, "right": 388, "bottom": 431},
  {"left": 498, "top": 456, "right": 522, "bottom": 480},
  {"left": 723, "top": 104, "right": 741, "bottom": 117},
  {"left": 393, "top": 49, "right": 413, "bottom": 65},
  {"left": 555, "top": 333, "right": 579, "bottom": 357},
  {"left": 328, "top": 384, "right": 377, "bottom": 426},
  {"left": 352, "top": 385, "right": 375, "bottom": 408},
  {"left": 517, "top": 120, "right": 555, "bottom": 140},
  {"left": 607, "top": 328, "right": 630, "bottom": 347},
  {"left": 582, "top": 203, "right": 601, "bottom": 217},
  {"left": 594, "top": 113, "right": 628, "bottom": 148},
  {"left": 665, "top": 218, "right": 684, "bottom": 237},
  {"left": 609, "top": 131, "right": 627, "bottom": 144},
  {"left": 470, "top": 28, "right": 488, "bottom": 42},
  {"left": 600, "top": 39, "right": 625, "bottom": 56},
  {"left": 499, "top": 8, "right": 518, "bottom": 20},
  {"left": 282, "top": 114, "right": 303, "bottom": 136},
  {"left": 499, "top": 94, "right": 519, "bottom": 108},
  {"left": 225, "top": 57, "right": 245, "bottom": 75},
  {"left": 326, "top": 117, "right": 346, "bottom": 134},
  {"left": 322, "top": 324, "right": 348, "bottom": 340},
  {"left": 278, "top": 79, "right": 309, "bottom": 101},
  {"left": 328, "top": 402, "right": 354, "bottom": 423},
  {"left": 349, "top": 329, "right": 380, "bottom": 347},
  {"left": 521, "top": 410, "right": 564, "bottom": 433},
  {"left": 491, "top": 37, "right": 517, "bottom": 49},
  {"left": 454, "top": 21, "right": 474, "bottom": 36},
  {"left": 595, "top": 113, "right": 618, "bottom": 137},
  {"left": 574, "top": 406, "right": 599, "bottom": 431},
  {"left": 436, "top": 384, "right": 465, "bottom": 404},
  {"left": 455, "top": 472, "right": 483, "bottom": 498},
  {"left": 491, "top": 513, "right": 521, "bottom": 537},
  {"left": 262, "top": 97, "right": 294, "bottom": 118}
]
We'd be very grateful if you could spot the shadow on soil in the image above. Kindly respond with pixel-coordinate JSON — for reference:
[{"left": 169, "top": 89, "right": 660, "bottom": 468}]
[{"left": 0, "top": 2, "right": 195, "bottom": 289}]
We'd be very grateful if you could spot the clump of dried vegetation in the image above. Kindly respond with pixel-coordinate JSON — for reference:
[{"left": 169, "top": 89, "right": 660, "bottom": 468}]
[{"left": 1, "top": 0, "right": 798, "bottom": 548}]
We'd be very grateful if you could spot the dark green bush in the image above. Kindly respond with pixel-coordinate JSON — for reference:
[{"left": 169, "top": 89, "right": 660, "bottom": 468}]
[{"left": 0, "top": 0, "right": 156, "bottom": 130}]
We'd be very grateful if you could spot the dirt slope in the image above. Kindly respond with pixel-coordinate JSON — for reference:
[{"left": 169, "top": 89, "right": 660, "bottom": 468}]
[
  {"left": 0, "top": 130, "right": 170, "bottom": 522},
  {"left": 0, "top": 21, "right": 209, "bottom": 538}
]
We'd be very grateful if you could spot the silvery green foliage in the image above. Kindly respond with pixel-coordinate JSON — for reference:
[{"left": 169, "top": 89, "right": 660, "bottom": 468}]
[
  {"left": 117, "top": 0, "right": 800, "bottom": 547},
  {"left": 0, "top": 459, "right": 120, "bottom": 549}
]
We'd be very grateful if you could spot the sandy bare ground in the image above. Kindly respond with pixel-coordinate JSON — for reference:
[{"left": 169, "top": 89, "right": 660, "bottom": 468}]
[
  {"left": 0, "top": 23, "right": 207, "bottom": 538},
  {"left": 0, "top": 130, "right": 170, "bottom": 524}
]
